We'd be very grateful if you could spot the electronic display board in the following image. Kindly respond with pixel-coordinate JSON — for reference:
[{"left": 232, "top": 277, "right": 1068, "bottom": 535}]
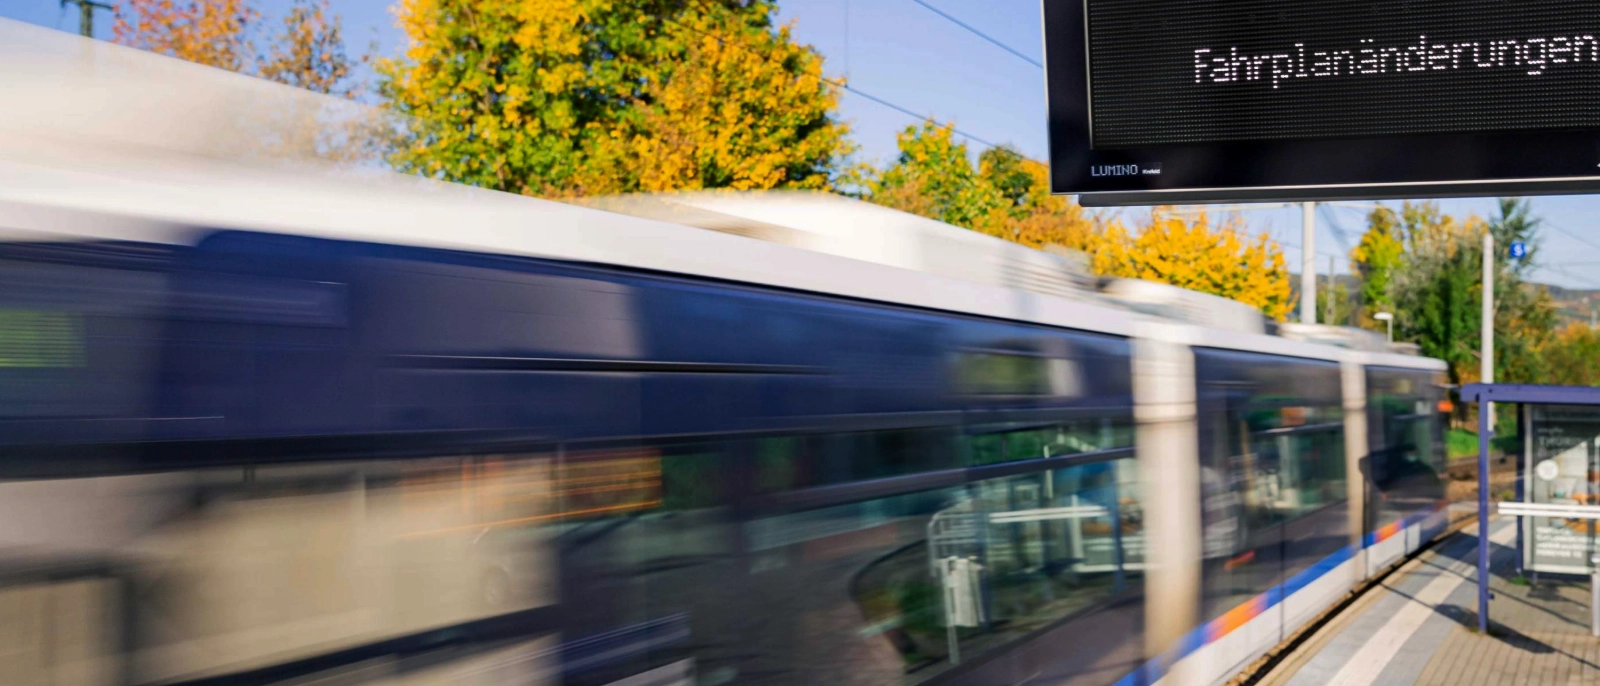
[{"left": 1044, "top": 0, "right": 1600, "bottom": 205}]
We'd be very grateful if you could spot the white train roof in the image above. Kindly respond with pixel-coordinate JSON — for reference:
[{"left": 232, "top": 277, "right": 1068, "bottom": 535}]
[{"left": 0, "top": 18, "right": 1442, "bottom": 373}]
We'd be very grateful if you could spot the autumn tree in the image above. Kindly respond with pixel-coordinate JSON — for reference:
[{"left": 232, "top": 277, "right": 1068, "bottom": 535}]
[
  {"left": 1543, "top": 323, "right": 1600, "bottom": 387},
  {"left": 256, "top": 0, "right": 358, "bottom": 96},
  {"left": 862, "top": 125, "right": 1105, "bottom": 251},
  {"left": 377, "top": 0, "right": 851, "bottom": 197},
  {"left": 1379, "top": 200, "right": 1556, "bottom": 402},
  {"left": 858, "top": 123, "right": 1286, "bottom": 317},
  {"left": 1485, "top": 199, "right": 1557, "bottom": 386},
  {"left": 863, "top": 122, "right": 1006, "bottom": 230},
  {"left": 113, "top": 0, "right": 256, "bottom": 71},
  {"left": 629, "top": 8, "right": 850, "bottom": 192},
  {"left": 113, "top": 0, "right": 362, "bottom": 96},
  {"left": 1097, "top": 210, "right": 1293, "bottom": 321},
  {"left": 1386, "top": 202, "right": 1484, "bottom": 392},
  {"left": 1350, "top": 205, "right": 1404, "bottom": 324}
]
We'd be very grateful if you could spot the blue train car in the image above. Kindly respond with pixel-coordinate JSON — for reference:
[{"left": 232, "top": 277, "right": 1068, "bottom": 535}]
[{"left": 0, "top": 154, "right": 1446, "bottom": 686}]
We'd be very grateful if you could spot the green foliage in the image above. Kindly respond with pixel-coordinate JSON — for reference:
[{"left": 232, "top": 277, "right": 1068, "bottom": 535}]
[
  {"left": 660, "top": 452, "right": 724, "bottom": 510},
  {"left": 1374, "top": 200, "right": 1556, "bottom": 406},
  {"left": 1390, "top": 208, "right": 1481, "bottom": 387},
  {"left": 0, "top": 309, "right": 83, "bottom": 368},
  {"left": 1315, "top": 275, "right": 1356, "bottom": 326},
  {"left": 863, "top": 121, "right": 1005, "bottom": 229},
  {"left": 1448, "top": 429, "right": 1521, "bottom": 458},
  {"left": 1446, "top": 428, "right": 1479, "bottom": 459},
  {"left": 978, "top": 145, "right": 1035, "bottom": 212},
  {"left": 1486, "top": 198, "right": 1558, "bottom": 386}
]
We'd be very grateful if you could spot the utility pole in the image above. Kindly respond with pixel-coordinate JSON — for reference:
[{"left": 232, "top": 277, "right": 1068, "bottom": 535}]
[
  {"left": 1302, "top": 201, "right": 1317, "bottom": 324},
  {"left": 1482, "top": 231, "right": 1495, "bottom": 432},
  {"left": 1324, "top": 255, "right": 1335, "bottom": 325},
  {"left": 61, "top": 0, "right": 112, "bottom": 39}
]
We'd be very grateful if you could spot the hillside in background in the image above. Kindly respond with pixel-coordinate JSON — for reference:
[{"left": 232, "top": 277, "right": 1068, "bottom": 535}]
[
  {"left": 1545, "top": 284, "right": 1600, "bottom": 328},
  {"left": 1289, "top": 275, "right": 1600, "bottom": 329}
]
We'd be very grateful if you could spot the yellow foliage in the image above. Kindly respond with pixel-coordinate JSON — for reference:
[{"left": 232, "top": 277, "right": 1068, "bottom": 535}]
[
  {"left": 377, "top": 0, "right": 851, "bottom": 197},
  {"left": 256, "top": 0, "right": 357, "bottom": 97},
  {"left": 113, "top": 0, "right": 256, "bottom": 71},
  {"left": 1096, "top": 209, "right": 1293, "bottom": 321},
  {"left": 860, "top": 126, "right": 1286, "bottom": 319},
  {"left": 626, "top": 17, "right": 848, "bottom": 192}
]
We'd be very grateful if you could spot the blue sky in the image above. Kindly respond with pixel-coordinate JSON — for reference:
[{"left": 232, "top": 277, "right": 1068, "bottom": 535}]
[{"left": 7, "top": 0, "right": 1600, "bottom": 289}]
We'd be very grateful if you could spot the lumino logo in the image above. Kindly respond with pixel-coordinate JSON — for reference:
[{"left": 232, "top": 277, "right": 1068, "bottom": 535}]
[{"left": 1090, "top": 164, "right": 1140, "bottom": 177}]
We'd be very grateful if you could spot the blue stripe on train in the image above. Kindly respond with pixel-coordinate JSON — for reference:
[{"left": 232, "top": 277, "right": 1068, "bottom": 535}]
[{"left": 1113, "top": 505, "right": 1446, "bottom": 686}]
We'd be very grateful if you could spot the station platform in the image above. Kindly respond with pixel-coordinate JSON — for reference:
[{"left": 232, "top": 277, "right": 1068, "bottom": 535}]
[{"left": 1258, "top": 518, "right": 1600, "bottom": 686}]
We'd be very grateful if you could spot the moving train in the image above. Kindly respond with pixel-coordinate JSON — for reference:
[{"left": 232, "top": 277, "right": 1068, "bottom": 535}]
[{"left": 0, "top": 19, "right": 1449, "bottom": 686}]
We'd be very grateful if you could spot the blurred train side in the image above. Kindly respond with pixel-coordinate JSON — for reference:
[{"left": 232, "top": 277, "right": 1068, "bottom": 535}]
[
  {"left": 0, "top": 25, "right": 1449, "bottom": 682},
  {"left": 0, "top": 169, "right": 1449, "bottom": 686}
]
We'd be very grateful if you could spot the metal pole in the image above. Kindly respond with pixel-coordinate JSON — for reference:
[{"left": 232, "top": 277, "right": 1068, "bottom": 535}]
[
  {"left": 1325, "top": 255, "right": 1335, "bottom": 325},
  {"left": 1477, "top": 396, "right": 1492, "bottom": 634},
  {"left": 1591, "top": 554, "right": 1599, "bottom": 637},
  {"left": 1302, "top": 202, "right": 1317, "bottom": 324},
  {"left": 1483, "top": 232, "right": 1495, "bottom": 431},
  {"left": 62, "top": 0, "right": 112, "bottom": 39}
]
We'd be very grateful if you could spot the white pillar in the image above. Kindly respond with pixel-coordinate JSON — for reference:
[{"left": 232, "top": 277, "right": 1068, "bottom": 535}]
[
  {"left": 1134, "top": 333, "right": 1199, "bottom": 669},
  {"left": 1482, "top": 231, "right": 1494, "bottom": 431},
  {"left": 1342, "top": 361, "right": 1369, "bottom": 583},
  {"left": 1302, "top": 201, "right": 1317, "bottom": 324}
]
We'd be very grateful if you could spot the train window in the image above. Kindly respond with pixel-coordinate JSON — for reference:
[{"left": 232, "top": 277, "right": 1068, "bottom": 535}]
[
  {"left": 0, "top": 308, "right": 83, "bottom": 368},
  {"left": 754, "top": 435, "right": 808, "bottom": 493},
  {"left": 660, "top": 447, "right": 729, "bottom": 510},
  {"left": 744, "top": 457, "right": 1143, "bottom": 684},
  {"left": 1282, "top": 429, "right": 1347, "bottom": 514},
  {"left": 1195, "top": 350, "right": 1347, "bottom": 623},
  {"left": 1364, "top": 368, "right": 1448, "bottom": 532},
  {"left": 952, "top": 351, "right": 1084, "bottom": 397}
]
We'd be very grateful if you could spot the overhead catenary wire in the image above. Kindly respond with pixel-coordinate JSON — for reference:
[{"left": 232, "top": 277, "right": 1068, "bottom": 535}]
[
  {"left": 905, "top": 0, "right": 1043, "bottom": 68},
  {"left": 839, "top": 84, "right": 1002, "bottom": 148},
  {"left": 1545, "top": 222, "right": 1600, "bottom": 257},
  {"left": 662, "top": 8, "right": 1005, "bottom": 150}
]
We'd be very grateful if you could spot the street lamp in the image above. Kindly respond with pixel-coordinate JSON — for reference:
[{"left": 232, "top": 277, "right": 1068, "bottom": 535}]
[{"left": 1374, "top": 312, "right": 1394, "bottom": 343}]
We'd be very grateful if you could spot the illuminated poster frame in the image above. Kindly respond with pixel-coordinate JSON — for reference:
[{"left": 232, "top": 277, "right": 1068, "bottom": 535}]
[
  {"left": 1523, "top": 403, "right": 1600, "bottom": 574},
  {"left": 1043, "top": 0, "right": 1600, "bottom": 206}
]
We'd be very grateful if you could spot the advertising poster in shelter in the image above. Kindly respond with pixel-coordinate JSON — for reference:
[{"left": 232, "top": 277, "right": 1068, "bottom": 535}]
[{"left": 1526, "top": 405, "right": 1600, "bottom": 573}]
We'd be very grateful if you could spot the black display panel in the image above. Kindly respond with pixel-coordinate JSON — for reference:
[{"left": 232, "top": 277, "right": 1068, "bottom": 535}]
[{"left": 1045, "top": 0, "right": 1600, "bottom": 205}]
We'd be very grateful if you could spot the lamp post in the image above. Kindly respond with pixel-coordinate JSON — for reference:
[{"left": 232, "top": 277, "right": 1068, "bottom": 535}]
[{"left": 1374, "top": 312, "right": 1394, "bottom": 343}]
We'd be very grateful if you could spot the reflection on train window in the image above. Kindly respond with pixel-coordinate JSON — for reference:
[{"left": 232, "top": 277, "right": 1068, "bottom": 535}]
[
  {"left": 1196, "top": 350, "right": 1348, "bottom": 624},
  {"left": 86, "top": 456, "right": 563, "bottom": 685},
  {"left": 553, "top": 441, "right": 739, "bottom": 686},
  {"left": 1285, "top": 429, "right": 1347, "bottom": 514},
  {"left": 967, "top": 418, "right": 1134, "bottom": 466},
  {"left": 743, "top": 457, "right": 1142, "bottom": 683},
  {"left": 1365, "top": 368, "right": 1447, "bottom": 531},
  {"left": 0, "top": 308, "right": 84, "bottom": 367},
  {"left": 752, "top": 428, "right": 961, "bottom": 492},
  {"left": 953, "top": 351, "right": 1083, "bottom": 397},
  {"left": 753, "top": 420, "right": 1134, "bottom": 493}
]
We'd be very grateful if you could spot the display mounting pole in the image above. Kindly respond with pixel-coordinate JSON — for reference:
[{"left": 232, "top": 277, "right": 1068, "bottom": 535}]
[
  {"left": 1301, "top": 202, "right": 1316, "bottom": 324},
  {"left": 1483, "top": 232, "right": 1494, "bottom": 432}
]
